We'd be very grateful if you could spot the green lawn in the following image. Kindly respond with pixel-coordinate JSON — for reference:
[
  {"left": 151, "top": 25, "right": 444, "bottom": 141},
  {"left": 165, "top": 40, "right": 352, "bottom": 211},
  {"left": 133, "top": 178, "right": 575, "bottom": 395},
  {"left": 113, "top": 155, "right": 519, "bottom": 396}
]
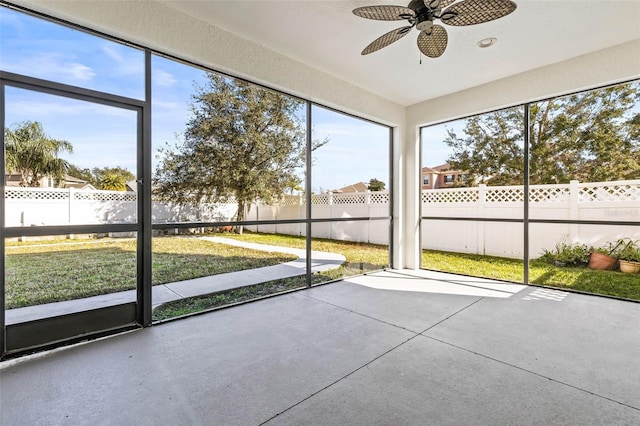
[
  {"left": 7, "top": 233, "right": 638, "bottom": 314},
  {"left": 423, "top": 250, "right": 640, "bottom": 300},
  {"left": 6, "top": 237, "right": 295, "bottom": 309}
]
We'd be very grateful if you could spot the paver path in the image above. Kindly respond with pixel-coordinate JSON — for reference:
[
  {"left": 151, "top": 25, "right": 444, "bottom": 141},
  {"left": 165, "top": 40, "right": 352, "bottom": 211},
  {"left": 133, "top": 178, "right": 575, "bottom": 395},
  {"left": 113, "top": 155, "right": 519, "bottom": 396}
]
[{"left": 6, "top": 237, "right": 346, "bottom": 324}]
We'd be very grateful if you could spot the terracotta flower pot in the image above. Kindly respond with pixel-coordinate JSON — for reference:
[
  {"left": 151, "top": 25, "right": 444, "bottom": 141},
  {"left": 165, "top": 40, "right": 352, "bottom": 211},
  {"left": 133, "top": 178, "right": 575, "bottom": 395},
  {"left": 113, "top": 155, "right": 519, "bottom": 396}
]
[
  {"left": 588, "top": 252, "right": 618, "bottom": 270},
  {"left": 619, "top": 260, "right": 640, "bottom": 274}
]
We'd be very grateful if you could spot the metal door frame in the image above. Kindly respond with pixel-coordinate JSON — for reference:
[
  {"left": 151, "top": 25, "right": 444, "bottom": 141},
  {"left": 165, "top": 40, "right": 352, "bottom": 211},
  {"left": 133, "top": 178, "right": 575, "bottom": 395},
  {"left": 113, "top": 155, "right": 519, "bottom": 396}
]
[{"left": 0, "top": 68, "right": 152, "bottom": 358}]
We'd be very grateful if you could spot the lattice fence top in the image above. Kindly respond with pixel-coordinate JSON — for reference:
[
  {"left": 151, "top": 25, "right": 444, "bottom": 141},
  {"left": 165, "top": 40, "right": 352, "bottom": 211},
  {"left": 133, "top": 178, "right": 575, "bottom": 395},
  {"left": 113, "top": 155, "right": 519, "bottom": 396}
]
[
  {"left": 5, "top": 181, "right": 639, "bottom": 206},
  {"left": 370, "top": 192, "right": 390, "bottom": 204},
  {"left": 579, "top": 182, "right": 640, "bottom": 202},
  {"left": 333, "top": 193, "right": 366, "bottom": 205},
  {"left": 261, "top": 191, "right": 389, "bottom": 206},
  {"left": 74, "top": 191, "right": 137, "bottom": 202},
  {"left": 485, "top": 187, "right": 524, "bottom": 203},
  {"left": 311, "top": 194, "right": 329, "bottom": 205},
  {"left": 4, "top": 187, "right": 137, "bottom": 202},
  {"left": 422, "top": 189, "right": 479, "bottom": 203},
  {"left": 280, "top": 195, "right": 302, "bottom": 206},
  {"left": 529, "top": 186, "right": 570, "bottom": 202},
  {"left": 5, "top": 187, "right": 69, "bottom": 200}
]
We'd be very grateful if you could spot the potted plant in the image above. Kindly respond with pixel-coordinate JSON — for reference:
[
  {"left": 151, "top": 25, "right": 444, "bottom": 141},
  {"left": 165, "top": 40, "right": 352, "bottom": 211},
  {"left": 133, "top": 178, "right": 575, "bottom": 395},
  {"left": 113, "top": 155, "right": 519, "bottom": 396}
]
[
  {"left": 617, "top": 239, "right": 640, "bottom": 274},
  {"left": 588, "top": 240, "right": 623, "bottom": 271}
]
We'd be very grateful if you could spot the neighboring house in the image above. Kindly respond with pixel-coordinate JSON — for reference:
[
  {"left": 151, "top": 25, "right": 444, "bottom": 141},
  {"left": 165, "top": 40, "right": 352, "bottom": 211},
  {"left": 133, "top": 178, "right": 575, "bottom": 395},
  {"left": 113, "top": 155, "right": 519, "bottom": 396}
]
[
  {"left": 331, "top": 181, "right": 370, "bottom": 193},
  {"left": 63, "top": 174, "right": 96, "bottom": 190},
  {"left": 5, "top": 172, "right": 95, "bottom": 190},
  {"left": 421, "top": 164, "right": 467, "bottom": 189}
]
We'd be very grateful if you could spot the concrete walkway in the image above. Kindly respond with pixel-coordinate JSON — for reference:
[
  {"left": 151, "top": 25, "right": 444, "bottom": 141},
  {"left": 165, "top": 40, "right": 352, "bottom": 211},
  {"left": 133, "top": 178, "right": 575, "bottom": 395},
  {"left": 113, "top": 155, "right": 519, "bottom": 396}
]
[{"left": 5, "top": 237, "right": 345, "bottom": 324}]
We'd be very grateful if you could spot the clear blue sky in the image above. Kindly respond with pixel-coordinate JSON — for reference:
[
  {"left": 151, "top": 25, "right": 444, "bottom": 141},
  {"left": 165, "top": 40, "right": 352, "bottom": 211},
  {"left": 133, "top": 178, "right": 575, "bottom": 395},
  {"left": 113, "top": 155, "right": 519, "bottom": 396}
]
[{"left": 0, "top": 7, "right": 389, "bottom": 192}]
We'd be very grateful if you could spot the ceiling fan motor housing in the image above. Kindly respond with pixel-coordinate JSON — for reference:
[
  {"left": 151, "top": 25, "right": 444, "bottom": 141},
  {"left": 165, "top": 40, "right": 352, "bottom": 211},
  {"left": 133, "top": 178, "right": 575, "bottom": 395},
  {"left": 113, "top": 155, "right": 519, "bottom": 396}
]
[{"left": 409, "top": 0, "right": 436, "bottom": 32}]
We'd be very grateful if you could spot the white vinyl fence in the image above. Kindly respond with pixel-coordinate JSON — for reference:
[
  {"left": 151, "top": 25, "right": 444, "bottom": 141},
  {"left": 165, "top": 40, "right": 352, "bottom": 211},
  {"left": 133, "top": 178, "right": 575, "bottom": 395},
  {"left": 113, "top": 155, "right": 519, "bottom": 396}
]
[
  {"left": 243, "top": 191, "right": 391, "bottom": 245},
  {"left": 4, "top": 179, "right": 639, "bottom": 259},
  {"left": 421, "top": 180, "right": 640, "bottom": 258},
  {"left": 4, "top": 187, "right": 236, "bottom": 228}
]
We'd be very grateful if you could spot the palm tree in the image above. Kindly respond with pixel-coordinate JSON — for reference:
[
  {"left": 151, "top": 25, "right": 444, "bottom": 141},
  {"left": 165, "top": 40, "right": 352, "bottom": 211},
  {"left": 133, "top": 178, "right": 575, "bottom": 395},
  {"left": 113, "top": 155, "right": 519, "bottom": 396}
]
[
  {"left": 4, "top": 121, "right": 73, "bottom": 187},
  {"left": 99, "top": 173, "right": 127, "bottom": 191}
]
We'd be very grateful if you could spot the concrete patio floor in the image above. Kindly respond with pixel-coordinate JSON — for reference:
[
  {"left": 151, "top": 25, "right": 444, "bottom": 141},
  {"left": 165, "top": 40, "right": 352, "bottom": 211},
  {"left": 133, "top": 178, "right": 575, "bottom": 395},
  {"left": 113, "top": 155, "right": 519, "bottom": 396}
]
[{"left": 1, "top": 269, "right": 639, "bottom": 425}]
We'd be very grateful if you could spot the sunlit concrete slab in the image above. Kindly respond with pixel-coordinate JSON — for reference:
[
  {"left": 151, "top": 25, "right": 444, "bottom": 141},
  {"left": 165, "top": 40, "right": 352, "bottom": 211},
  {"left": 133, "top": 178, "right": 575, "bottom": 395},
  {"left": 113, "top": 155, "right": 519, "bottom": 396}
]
[
  {"left": 348, "top": 269, "right": 528, "bottom": 298},
  {"left": 269, "top": 336, "right": 640, "bottom": 425},
  {"left": 304, "top": 279, "right": 484, "bottom": 333},
  {"left": 300, "top": 269, "right": 527, "bottom": 333}
]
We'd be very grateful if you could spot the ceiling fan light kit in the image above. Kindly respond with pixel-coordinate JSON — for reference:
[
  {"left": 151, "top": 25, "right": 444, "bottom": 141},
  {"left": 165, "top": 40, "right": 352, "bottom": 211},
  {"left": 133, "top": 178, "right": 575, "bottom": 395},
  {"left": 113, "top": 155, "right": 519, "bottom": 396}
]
[
  {"left": 353, "top": 0, "right": 517, "bottom": 58},
  {"left": 477, "top": 37, "right": 498, "bottom": 48}
]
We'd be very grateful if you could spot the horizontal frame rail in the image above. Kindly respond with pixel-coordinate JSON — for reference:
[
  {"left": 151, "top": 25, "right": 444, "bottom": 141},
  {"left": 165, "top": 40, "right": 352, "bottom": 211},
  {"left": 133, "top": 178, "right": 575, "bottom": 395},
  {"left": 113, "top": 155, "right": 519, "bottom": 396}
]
[
  {"left": 422, "top": 216, "right": 640, "bottom": 226},
  {"left": 152, "top": 216, "right": 391, "bottom": 230}
]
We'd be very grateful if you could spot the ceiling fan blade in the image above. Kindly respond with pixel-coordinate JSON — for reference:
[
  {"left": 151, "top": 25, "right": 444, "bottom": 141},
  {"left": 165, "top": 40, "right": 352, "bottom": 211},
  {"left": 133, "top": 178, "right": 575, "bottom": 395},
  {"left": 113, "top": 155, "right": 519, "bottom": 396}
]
[
  {"left": 423, "top": 0, "right": 455, "bottom": 10},
  {"left": 353, "top": 5, "right": 415, "bottom": 21},
  {"left": 417, "top": 25, "right": 448, "bottom": 58},
  {"left": 362, "top": 26, "right": 413, "bottom": 55},
  {"left": 441, "top": 0, "right": 517, "bottom": 26}
]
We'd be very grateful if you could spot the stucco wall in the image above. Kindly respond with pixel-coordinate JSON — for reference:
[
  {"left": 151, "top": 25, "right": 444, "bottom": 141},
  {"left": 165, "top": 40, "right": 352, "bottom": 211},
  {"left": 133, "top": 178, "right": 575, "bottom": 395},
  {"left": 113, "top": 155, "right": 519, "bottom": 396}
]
[{"left": 406, "top": 39, "right": 640, "bottom": 127}]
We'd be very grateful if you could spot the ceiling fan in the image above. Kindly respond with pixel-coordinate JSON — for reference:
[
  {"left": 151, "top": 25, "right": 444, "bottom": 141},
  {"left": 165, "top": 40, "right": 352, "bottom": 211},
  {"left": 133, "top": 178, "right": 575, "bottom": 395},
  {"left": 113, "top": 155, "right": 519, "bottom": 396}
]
[{"left": 353, "top": 0, "right": 517, "bottom": 58}]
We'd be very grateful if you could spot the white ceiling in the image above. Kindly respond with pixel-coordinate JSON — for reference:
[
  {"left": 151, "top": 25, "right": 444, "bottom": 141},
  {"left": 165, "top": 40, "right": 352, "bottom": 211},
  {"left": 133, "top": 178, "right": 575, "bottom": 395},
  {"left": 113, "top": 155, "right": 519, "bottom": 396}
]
[{"left": 162, "top": 0, "right": 640, "bottom": 106}]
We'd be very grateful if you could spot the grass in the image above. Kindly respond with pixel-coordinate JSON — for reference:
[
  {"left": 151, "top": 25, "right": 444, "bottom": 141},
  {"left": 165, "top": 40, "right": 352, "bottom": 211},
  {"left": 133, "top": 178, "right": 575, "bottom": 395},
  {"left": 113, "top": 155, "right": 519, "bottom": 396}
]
[
  {"left": 151, "top": 275, "right": 310, "bottom": 321},
  {"left": 423, "top": 250, "right": 640, "bottom": 300},
  {"left": 6, "top": 236, "right": 296, "bottom": 309},
  {"left": 8, "top": 232, "right": 638, "bottom": 316}
]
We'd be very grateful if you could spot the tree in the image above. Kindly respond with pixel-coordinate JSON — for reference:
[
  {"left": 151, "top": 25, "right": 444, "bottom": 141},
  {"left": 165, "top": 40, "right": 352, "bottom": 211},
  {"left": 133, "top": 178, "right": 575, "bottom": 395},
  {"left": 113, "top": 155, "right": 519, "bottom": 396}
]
[
  {"left": 443, "top": 81, "right": 640, "bottom": 185},
  {"left": 66, "top": 164, "right": 94, "bottom": 184},
  {"left": 153, "top": 73, "right": 326, "bottom": 232},
  {"left": 99, "top": 173, "right": 127, "bottom": 191},
  {"left": 368, "top": 178, "right": 385, "bottom": 191},
  {"left": 4, "top": 121, "right": 73, "bottom": 187},
  {"left": 67, "top": 165, "right": 135, "bottom": 190},
  {"left": 92, "top": 166, "right": 134, "bottom": 191}
]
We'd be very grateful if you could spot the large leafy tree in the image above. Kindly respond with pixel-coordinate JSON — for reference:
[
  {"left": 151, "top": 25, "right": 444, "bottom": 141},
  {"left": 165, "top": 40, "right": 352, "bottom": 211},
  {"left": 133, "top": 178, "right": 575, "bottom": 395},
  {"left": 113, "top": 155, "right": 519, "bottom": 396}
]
[
  {"left": 443, "top": 81, "right": 640, "bottom": 185},
  {"left": 154, "top": 73, "right": 324, "bottom": 230},
  {"left": 4, "top": 121, "right": 73, "bottom": 187}
]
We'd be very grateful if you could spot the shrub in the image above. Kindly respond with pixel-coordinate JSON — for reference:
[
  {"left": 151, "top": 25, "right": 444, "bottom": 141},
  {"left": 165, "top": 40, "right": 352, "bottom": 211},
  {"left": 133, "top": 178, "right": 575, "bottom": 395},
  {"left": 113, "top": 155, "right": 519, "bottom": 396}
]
[
  {"left": 616, "top": 239, "right": 640, "bottom": 262},
  {"left": 539, "top": 241, "right": 594, "bottom": 267}
]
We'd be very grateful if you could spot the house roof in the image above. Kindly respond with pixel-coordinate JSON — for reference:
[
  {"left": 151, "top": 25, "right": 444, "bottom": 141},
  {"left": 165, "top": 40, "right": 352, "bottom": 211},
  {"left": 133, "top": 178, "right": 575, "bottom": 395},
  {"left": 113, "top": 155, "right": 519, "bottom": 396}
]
[
  {"left": 431, "top": 164, "right": 452, "bottom": 172},
  {"left": 63, "top": 174, "right": 88, "bottom": 184},
  {"left": 422, "top": 164, "right": 453, "bottom": 173},
  {"left": 332, "top": 182, "right": 369, "bottom": 193}
]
